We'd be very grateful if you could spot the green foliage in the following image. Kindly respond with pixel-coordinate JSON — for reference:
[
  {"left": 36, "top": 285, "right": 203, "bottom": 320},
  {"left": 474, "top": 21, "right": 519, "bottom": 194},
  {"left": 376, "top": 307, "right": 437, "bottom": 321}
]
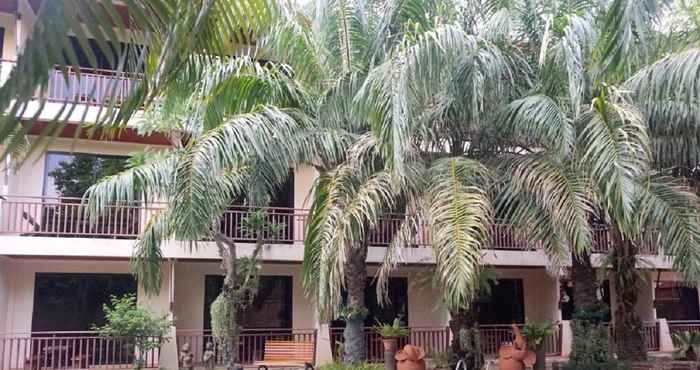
[
  {"left": 427, "top": 349, "right": 452, "bottom": 369},
  {"left": 319, "top": 362, "right": 384, "bottom": 370},
  {"left": 210, "top": 293, "right": 235, "bottom": 347},
  {"left": 373, "top": 318, "right": 409, "bottom": 339},
  {"left": 50, "top": 154, "right": 127, "bottom": 197},
  {"left": 337, "top": 306, "right": 369, "bottom": 321},
  {"left": 572, "top": 305, "right": 611, "bottom": 324},
  {"left": 93, "top": 294, "right": 171, "bottom": 370},
  {"left": 567, "top": 319, "right": 613, "bottom": 369},
  {"left": 672, "top": 331, "right": 700, "bottom": 361},
  {"left": 523, "top": 321, "right": 555, "bottom": 348}
]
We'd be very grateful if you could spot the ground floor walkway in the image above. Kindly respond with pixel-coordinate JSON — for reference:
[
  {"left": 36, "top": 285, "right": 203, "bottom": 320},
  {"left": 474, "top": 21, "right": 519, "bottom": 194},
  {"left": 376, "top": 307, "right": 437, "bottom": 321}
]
[{"left": 0, "top": 257, "right": 698, "bottom": 369}]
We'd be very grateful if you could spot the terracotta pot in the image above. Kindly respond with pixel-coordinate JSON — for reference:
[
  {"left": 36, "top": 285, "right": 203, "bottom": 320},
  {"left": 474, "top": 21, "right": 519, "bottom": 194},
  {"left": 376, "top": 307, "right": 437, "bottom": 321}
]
[{"left": 396, "top": 345, "right": 426, "bottom": 370}]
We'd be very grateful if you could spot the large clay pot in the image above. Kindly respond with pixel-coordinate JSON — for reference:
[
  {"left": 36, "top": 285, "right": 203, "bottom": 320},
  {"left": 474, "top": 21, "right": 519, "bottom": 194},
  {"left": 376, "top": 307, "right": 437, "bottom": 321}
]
[
  {"left": 498, "top": 325, "right": 535, "bottom": 370},
  {"left": 395, "top": 345, "right": 426, "bottom": 370},
  {"left": 498, "top": 344, "right": 536, "bottom": 370}
]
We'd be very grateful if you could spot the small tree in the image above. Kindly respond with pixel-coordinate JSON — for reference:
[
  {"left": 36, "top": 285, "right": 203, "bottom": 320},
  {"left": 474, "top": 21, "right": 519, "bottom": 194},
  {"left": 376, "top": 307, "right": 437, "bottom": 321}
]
[
  {"left": 210, "top": 209, "right": 284, "bottom": 369},
  {"left": 93, "top": 294, "right": 171, "bottom": 370}
]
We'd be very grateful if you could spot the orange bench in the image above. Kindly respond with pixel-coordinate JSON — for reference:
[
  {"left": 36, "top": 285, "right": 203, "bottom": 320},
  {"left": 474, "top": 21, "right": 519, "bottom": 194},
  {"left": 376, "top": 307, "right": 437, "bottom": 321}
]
[{"left": 253, "top": 340, "right": 315, "bottom": 370}]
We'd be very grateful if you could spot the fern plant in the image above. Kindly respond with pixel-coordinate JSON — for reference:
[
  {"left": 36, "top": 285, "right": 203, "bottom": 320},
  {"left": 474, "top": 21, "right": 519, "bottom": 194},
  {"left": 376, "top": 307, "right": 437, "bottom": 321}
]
[{"left": 673, "top": 331, "right": 700, "bottom": 361}]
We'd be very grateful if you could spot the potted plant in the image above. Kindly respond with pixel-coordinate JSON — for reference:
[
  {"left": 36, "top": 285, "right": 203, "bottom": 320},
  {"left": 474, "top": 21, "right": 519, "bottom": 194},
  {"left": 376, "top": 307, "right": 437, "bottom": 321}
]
[
  {"left": 673, "top": 331, "right": 700, "bottom": 361},
  {"left": 522, "top": 322, "right": 555, "bottom": 370},
  {"left": 375, "top": 318, "right": 410, "bottom": 370}
]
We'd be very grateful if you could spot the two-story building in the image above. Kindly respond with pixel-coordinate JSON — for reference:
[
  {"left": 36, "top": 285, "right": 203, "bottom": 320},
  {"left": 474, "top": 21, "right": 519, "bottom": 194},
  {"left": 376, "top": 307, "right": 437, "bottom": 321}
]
[{"left": 0, "top": 1, "right": 697, "bottom": 369}]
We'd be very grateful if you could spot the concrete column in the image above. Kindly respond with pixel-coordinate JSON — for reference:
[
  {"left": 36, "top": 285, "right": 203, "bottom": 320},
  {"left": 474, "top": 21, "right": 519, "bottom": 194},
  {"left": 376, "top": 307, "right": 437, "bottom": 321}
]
[
  {"left": 560, "top": 320, "right": 573, "bottom": 357},
  {"left": 657, "top": 318, "right": 674, "bottom": 352},
  {"left": 137, "top": 260, "right": 179, "bottom": 369}
]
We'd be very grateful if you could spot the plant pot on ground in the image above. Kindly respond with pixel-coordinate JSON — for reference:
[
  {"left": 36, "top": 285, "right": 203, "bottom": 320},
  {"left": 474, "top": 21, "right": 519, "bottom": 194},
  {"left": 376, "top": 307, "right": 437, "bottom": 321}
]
[
  {"left": 375, "top": 319, "right": 410, "bottom": 370},
  {"left": 522, "top": 322, "right": 555, "bottom": 370}
]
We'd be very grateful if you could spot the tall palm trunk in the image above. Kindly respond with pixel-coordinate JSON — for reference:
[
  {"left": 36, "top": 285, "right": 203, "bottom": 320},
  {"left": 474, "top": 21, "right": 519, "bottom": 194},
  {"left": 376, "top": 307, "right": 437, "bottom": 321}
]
[
  {"left": 448, "top": 308, "right": 481, "bottom": 368},
  {"left": 343, "top": 243, "right": 368, "bottom": 364},
  {"left": 571, "top": 251, "right": 599, "bottom": 314},
  {"left": 610, "top": 227, "right": 646, "bottom": 361}
]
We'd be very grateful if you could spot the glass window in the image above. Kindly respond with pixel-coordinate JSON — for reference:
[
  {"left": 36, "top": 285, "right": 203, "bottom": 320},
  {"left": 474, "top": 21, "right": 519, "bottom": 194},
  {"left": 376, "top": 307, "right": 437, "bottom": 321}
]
[
  {"left": 328, "top": 278, "right": 409, "bottom": 328},
  {"left": 32, "top": 273, "right": 137, "bottom": 332},
  {"left": 43, "top": 152, "right": 128, "bottom": 198},
  {"left": 656, "top": 282, "right": 700, "bottom": 321},
  {"left": 474, "top": 279, "right": 525, "bottom": 324},
  {"left": 203, "top": 275, "right": 293, "bottom": 329}
]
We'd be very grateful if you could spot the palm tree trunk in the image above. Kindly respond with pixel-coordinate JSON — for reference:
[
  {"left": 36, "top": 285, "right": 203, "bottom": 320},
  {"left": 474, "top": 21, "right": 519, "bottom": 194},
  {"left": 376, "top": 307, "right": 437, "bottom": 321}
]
[
  {"left": 343, "top": 243, "right": 368, "bottom": 364},
  {"left": 448, "top": 308, "right": 481, "bottom": 368},
  {"left": 610, "top": 228, "right": 646, "bottom": 362},
  {"left": 571, "top": 251, "right": 599, "bottom": 314}
]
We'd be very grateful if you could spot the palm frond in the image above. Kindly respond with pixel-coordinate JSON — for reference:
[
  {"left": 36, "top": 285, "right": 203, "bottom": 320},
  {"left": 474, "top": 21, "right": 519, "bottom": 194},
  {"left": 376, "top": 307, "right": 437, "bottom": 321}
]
[
  {"left": 496, "top": 94, "right": 574, "bottom": 157},
  {"left": 424, "top": 157, "right": 493, "bottom": 310},
  {"left": 0, "top": 0, "right": 280, "bottom": 154},
  {"left": 494, "top": 155, "right": 593, "bottom": 256},
  {"left": 132, "top": 210, "right": 171, "bottom": 294},
  {"left": 84, "top": 149, "right": 179, "bottom": 219},
  {"left": 577, "top": 97, "right": 650, "bottom": 229},
  {"left": 632, "top": 175, "right": 700, "bottom": 281}
]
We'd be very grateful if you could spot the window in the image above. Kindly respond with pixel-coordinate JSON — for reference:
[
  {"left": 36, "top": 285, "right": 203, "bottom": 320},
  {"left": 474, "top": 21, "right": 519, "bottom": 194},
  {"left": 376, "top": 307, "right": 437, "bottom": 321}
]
[
  {"left": 65, "top": 36, "right": 144, "bottom": 72},
  {"left": 656, "top": 282, "right": 700, "bottom": 321},
  {"left": 329, "top": 278, "right": 409, "bottom": 327},
  {"left": 32, "top": 273, "right": 137, "bottom": 332},
  {"left": 203, "top": 275, "right": 293, "bottom": 329},
  {"left": 364, "top": 278, "right": 408, "bottom": 326},
  {"left": 474, "top": 279, "right": 525, "bottom": 324},
  {"left": 43, "top": 152, "right": 128, "bottom": 198}
]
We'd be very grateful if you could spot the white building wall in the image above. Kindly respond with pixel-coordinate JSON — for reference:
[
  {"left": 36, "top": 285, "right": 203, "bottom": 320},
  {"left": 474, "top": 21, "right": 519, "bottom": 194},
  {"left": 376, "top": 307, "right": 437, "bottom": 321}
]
[
  {"left": 0, "top": 12, "right": 17, "bottom": 60},
  {"left": 0, "top": 256, "right": 11, "bottom": 333}
]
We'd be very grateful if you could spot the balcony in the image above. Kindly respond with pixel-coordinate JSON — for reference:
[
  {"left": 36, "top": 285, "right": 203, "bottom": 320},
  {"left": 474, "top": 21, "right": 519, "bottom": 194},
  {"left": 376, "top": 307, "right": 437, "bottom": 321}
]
[
  {"left": 0, "top": 60, "right": 139, "bottom": 106},
  {"left": 0, "top": 195, "right": 659, "bottom": 254},
  {"left": 0, "top": 331, "right": 161, "bottom": 369}
]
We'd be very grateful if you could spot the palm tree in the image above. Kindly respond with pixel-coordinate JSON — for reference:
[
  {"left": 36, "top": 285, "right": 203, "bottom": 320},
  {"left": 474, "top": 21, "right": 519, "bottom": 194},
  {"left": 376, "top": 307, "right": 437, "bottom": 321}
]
[
  {"left": 453, "top": 0, "right": 700, "bottom": 362},
  {"left": 80, "top": 58, "right": 344, "bottom": 369},
  {"left": 263, "top": 0, "right": 530, "bottom": 363},
  {"left": 293, "top": 0, "right": 700, "bottom": 363}
]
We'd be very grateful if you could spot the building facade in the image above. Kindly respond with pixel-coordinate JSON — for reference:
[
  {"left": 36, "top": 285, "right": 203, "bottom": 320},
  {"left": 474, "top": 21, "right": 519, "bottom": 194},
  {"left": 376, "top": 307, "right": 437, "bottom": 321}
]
[{"left": 0, "top": 1, "right": 697, "bottom": 369}]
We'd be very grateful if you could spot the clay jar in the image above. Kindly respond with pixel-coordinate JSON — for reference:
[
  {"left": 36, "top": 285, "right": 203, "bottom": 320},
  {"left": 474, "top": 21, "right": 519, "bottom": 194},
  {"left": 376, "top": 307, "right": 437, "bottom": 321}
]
[{"left": 395, "top": 345, "right": 426, "bottom": 370}]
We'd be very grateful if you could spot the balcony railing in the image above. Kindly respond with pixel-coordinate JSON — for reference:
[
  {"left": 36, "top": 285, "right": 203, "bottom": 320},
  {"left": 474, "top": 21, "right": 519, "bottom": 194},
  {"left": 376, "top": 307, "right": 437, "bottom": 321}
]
[
  {"left": 0, "top": 331, "right": 161, "bottom": 370},
  {"left": 606, "top": 321, "right": 660, "bottom": 353},
  {"left": 668, "top": 320, "right": 700, "bottom": 337},
  {"left": 0, "top": 195, "right": 661, "bottom": 254},
  {"left": 175, "top": 328, "right": 317, "bottom": 367},
  {"left": 478, "top": 324, "right": 562, "bottom": 357},
  {"left": 328, "top": 326, "right": 451, "bottom": 362},
  {"left": 329, "top": 324, "right": 562, "bottom": 362},
  {"left": 0, "top": 60, "right": 140, "bottom": 106}
]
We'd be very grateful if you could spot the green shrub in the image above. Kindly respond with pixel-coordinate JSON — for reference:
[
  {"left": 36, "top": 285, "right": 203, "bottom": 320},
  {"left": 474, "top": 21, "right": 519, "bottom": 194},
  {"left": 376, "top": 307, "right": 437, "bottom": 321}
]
[
  {"left": 319, "top": 362, "right": 384, "bottom": 370},
  {"left": 522, "top": 321, "right": 555, "bottom": 348},
  {"left": 566, "top": 318, "right": 615, "bottom": 370},
  {"left": 93, "top": 294, "right": 171, "bottom": 370},
  {"left": 672, "top": 331, "right": 700, "bottom": 361}
]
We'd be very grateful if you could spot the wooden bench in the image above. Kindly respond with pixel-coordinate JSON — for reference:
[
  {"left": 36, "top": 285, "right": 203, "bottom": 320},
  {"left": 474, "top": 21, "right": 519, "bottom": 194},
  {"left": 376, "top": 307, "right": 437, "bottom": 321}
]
[{"left": 253, "top": 340, "right": 315, "bottom": 370}]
